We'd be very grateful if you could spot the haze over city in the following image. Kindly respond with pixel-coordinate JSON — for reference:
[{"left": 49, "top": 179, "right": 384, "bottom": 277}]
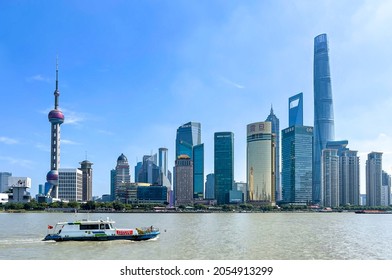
[{"left": 1, "top": 0, "right": 391, "bottom": 197}]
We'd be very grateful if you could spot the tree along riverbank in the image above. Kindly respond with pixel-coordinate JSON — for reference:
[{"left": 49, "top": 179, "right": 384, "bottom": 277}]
[{"left": 2, "top": 199, "right": 392, "bottom": 213}]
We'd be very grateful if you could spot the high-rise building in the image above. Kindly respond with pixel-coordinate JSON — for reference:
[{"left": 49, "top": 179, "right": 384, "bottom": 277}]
[
  {"left": 158, "top": 148, "right": 169, "bottom": 177},
  {"left": 58, "top": 168, "right": 83, "bottom": 202},
  {"left": 265, "top": 107, "right": 281, "bottom": 201},
  {"left": 46, "top": 61, "right": 65, "bottom": 199},
  {"left": 339, "top": 150, "right": 360, "bottom": 206},
  {"left": 176, "top": 122, "right": 201, "bottom": 158},
  {"left": 110, "top": 169, "right": 116, "bottom": 201},
  {"left": 320, "top": 141, "right": 360, "bottom": 207},
  {"left": 0, "top": 172, "right": 12, "bottom": 193},
  {"left": 289, "top": 93, "right": 303, "bottom": 127},
  {"left": 110, "top": 153, "right": 131, "bottom": 200},
  {"left": 134, "top": 162, "right": 142, "bottom": 183},
  {"left": 158, "top": 147, "right": 172, "bottom": 193},
  {"left": 281, "top": 126, "right": 313, "bottom": 204},
  {"left": 38, "top": 184, "right": 44, "bottom": 195},
  {"left": 137, "top": 154, "right": 160, "bottom": 184},
  {"left": 321, "top": 149, "right": 339, "bottom": 208},
  {"left": 174, "top": 155, "right": 194, "bottom": 206},
  {"left": 205, "top": 173, "right": 215, "bottom": 200},
  {"left": 214, "top": 132, "right": 234, "bottom": 205},
  {"left": 282, "top": 93, "right": 313, "bottom": 204},
  {"left": 381, "top": 171, "right": 391, "bottom": 206},
  {"left": 193, "top": 143, "right": 204, "bottom": 199},
  {"left": 79, "top": 160, "right": 93, "bottom": 201},
  {"left": 175, "top": 121, "right": 204, "bottom": 199},
  {"left": 246, "top": 122, "right": 276, "bottom": 205},
  {"left": 313, "top": 33, "right": 335, "bottom": 204},
  {"left": 366, "top": 152, "right": 383, "bottom": 206}
]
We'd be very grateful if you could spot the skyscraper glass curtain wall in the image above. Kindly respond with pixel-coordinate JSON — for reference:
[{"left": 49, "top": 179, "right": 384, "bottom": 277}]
[
  {"left": 214, "top": 132, "right": 234, "bottom": 205},
  {"left": 313, "top": 33, "right": 335, "bottom": 204},
  {"left": 282, "top": 126, "right": 313, "bottom": 204},
  {"left": 175, "top": 122, "right": 204, "bottom": 199},
  {"left": 289, "top": 93, "right": 303, "bottom": 127}
]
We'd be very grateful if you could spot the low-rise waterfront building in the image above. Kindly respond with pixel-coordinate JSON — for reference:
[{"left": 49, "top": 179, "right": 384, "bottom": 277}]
[{"left": 8, "top": 177, "right": 32, "bottom": 203}]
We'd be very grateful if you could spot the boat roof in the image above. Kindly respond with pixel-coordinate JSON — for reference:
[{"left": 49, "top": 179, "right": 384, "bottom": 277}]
[{"left": 55, "top": 219, "right": 115, "bottom": 226}]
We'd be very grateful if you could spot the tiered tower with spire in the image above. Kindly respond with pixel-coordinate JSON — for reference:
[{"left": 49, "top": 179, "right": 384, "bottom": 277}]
[
  {"left": 46, "top": 60, "right": 64, "bottom": 199},
  {"left": 265, "top": 106, "right": 280, "bottom": 201}
]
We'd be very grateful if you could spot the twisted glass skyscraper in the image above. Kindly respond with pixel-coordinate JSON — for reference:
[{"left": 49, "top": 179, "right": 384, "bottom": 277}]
[{"left": 313, "top": 33, "right": 335, "bottom": 204}]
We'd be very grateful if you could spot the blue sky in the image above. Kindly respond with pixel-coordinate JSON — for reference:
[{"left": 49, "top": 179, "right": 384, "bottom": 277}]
[{"left": 1, "top": 0, "right": 391, "bottom": 197}]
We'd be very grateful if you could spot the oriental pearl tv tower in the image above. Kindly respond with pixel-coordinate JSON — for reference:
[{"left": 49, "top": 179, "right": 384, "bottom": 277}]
[{"left": 46, "top": 60, "right": 64, "bottom": 199}]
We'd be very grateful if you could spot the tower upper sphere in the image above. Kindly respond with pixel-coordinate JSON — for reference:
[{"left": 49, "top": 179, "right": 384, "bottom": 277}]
[{"left": 48, "top": 109, "right": 64, "bottom": 124}]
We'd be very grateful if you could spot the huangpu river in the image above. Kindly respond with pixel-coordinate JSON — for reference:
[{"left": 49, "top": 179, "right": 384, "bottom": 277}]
[{"left": 1, "top": 211, "right": 391, "bottom": 260}]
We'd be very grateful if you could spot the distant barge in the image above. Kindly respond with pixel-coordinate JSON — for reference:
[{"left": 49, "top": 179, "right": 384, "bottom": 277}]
[{"left": 355, "top": 210, "right": 392, "bottom": 214}]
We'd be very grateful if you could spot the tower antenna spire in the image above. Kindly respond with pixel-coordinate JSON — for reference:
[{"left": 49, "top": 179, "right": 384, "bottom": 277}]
[
  {"left": 54, "top": 56, "right": 60, "bottom": 109},
  {"left": 56, "top": 56, "right": 59, "bottom": 90}
]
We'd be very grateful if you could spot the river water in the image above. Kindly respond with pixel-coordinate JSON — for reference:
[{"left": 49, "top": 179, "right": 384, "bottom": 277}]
[{"left": 0, "top": 212, "right": 391, "bottom": 260}]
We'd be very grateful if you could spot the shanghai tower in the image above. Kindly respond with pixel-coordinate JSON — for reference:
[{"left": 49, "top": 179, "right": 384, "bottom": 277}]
[{"left": 313, "top": 34, "right": 335, "bottom": 204}]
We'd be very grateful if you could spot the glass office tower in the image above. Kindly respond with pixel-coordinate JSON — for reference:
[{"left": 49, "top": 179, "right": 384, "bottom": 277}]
[
  {"left": 214, "top": 132, "right": 234, "bottom": 205},
  {"left": 282, "top": 93, "right": 313, "bottom": 204},
  {"left": 289, "top": 93, "right": 303, "bottom": 127},
  {"left": 175, "top": 122, "right": 204, "bottom": 199},
  {"left": 282, "top": 126, "right": 313, "bottom": 204},
  {"left": 313, "top": 33, "right": 335, "bottom": 204},
  {"left": 193, "top": 143, "right": 204, "bottom": 199},
  {"left": 175, "top": 122, "right": 201, "bottom": 158}
]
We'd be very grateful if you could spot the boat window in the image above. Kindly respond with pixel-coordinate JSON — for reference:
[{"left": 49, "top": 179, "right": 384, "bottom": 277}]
[
  {"left": 100, "top": 224, "right": 105, "bottom": 229},
  {"left": 80, "top": 224, "right": 99, "bottom": 230},
  {"left": 105, "top": 224, "right": 111, "bottom": 229}
]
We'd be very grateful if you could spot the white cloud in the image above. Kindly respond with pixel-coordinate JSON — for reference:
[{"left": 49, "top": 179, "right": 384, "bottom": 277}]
[
  {"left": 61, "top": 108, "right": 85, "bottom": 126},
  {"left": 219, "top": 76, "right": 245, "bottom": 89},
  {"left": 40, "top": 107, "right": 86, "bottom": 126},
  {"left": 351, "top": 0, "right": 392, "bottom": 41},
  {"left": 97, "top": 129, "right": 114, "bottom": 136},
  {"left": 62, "top": 139, "right": 80, "bottom": 145},
  {"left": 26, "top": 74, "right": 50, "bottom": 83},
  {"left": 0, "top": 156, "right": 34, "bottom": 169},
  {"left": 0, "top": 136, "right": 18, "bottom": 145},
  {"left": 35, "top": 143, "right": 49, "bottom": 152}
]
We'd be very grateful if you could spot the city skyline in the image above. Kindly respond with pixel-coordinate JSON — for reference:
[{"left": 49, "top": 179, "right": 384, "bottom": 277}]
[{"left": 1, "top": 1, "right": 392, "bottom": 197}]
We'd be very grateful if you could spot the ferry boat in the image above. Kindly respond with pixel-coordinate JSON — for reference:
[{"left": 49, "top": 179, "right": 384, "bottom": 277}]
[{"left": 43, "top": 219, "right": 160, "bottom": 242}]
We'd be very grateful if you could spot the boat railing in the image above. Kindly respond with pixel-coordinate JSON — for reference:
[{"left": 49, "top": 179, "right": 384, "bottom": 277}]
[{"left": 136, "top": 226, "right": 159, "bottom": 234}]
